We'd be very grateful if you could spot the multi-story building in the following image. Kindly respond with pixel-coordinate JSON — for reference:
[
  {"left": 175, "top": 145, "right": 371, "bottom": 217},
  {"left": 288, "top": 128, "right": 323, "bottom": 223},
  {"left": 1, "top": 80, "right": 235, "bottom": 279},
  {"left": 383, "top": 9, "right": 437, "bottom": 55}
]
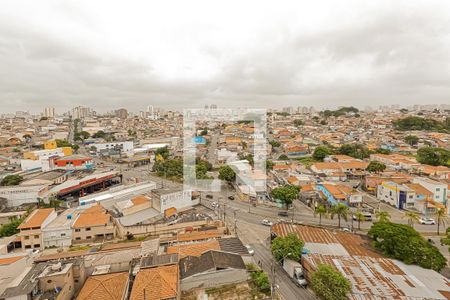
[
  {"left": 412, "top": 177, "right": 448, "bottom": 207},
  {"left": 42, "top": 209, "right": 76, "bottom": 248},
  {"left": 72, "top": 204, "right": 115, "bottom": 243},
  {"left": 42, "top": 107, "right": 55, "bottom": 118},
  {"left": 18, "top": 208, "right": 57, "bottom": 250},
  {"left": 92, "top": 141, "right": 134, "bottom": 157},
  {"left": 54, "top": 155, "right": 94, "bottom": 170},
  {"left": 377, "top": 181, "right": 416, "bottom": 209}
]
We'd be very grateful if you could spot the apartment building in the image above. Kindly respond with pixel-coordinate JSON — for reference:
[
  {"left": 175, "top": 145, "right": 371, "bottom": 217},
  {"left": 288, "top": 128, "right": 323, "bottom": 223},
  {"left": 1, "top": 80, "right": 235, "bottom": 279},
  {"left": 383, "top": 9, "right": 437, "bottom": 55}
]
[
  {"left": 377, "top": 181, "right": 416, "bottom": 209},
  {"left": 72, "top": 204, "right": 115, "bottom": 242},
  {"left": 412, "top": 177, "right": 448, "bottom": 206},
  {"left": 18, "top": 208, "right": 57, "bottom": 250},
  {"left": 42, "top": 209, "right": 76, "bottom": 248}
]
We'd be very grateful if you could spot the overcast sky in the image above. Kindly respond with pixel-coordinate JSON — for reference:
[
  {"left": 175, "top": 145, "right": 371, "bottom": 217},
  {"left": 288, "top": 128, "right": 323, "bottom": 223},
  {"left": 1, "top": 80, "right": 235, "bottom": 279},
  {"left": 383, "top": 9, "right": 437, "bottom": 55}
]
[{"left": 1, "top": 0, "right": 450, "bottom": 113}]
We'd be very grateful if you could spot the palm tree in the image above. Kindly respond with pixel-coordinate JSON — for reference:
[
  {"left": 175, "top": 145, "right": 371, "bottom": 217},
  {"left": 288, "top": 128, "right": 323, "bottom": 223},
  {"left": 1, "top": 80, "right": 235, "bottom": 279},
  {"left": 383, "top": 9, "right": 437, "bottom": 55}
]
[
  {"left": 330, "top": 203, "right": 349, "bottom": 229},
  {"left": 314, "top": 205, "right": 328, "bottom": 226},
  {"left": 404, "top": 211, "right": 420, "bottom": 227},
  {"left": 353, "top": 210, "right": 366, "bottom": 230},
  {"left": 435, "top": 208, "right": 447, "bottom": 235},
  {"left": 376, "top": 211, "right": 391, "bottom": 223}
]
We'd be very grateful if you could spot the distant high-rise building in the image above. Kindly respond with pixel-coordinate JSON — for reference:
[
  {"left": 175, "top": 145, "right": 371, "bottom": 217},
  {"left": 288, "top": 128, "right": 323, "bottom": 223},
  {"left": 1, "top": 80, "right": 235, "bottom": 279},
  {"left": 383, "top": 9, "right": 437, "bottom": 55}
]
[
  {"left": 115, "top": 108, "right": 128, "bottom": 119},
  {"left": 210, "top": 104, "right": 217, "bottom": 109},
  {"left": 43, "top": 107, "right": 55, "bottom": 118},
  {"left": 147, "top": 105, "right": 154, "bottom": 115},
  {"left": 71, "top": 106, "right": 93, "bottom": 119}
]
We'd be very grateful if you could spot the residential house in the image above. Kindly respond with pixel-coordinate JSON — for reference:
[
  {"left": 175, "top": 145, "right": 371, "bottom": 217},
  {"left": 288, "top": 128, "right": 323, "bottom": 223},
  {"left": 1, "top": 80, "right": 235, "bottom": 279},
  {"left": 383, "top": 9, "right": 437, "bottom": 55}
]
[
  {"left": 316, "top": 183, "right": 362, "bottom": 206},
  {"left": 18, "top": 208, "right": 57, "bottom": 250},
  {"left": 77, "top": 272, "right": 129, "bottom": 300},
  {"left": 130, "top": 264, "right": 179, "bottom": 300},
  {"left": 42, "top": 209, "right": 77, "bottom": 248},
  {"left": 412, "top": 177, "right": 448, "bottom": 207},
  {"left": 72, "top": 204, "right": 115, "bottom": 243}
]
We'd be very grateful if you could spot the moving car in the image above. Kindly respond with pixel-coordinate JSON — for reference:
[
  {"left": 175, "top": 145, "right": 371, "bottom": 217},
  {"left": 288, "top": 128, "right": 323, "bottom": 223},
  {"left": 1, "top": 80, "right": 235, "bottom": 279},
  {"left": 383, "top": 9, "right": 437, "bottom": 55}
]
[
  {"left": 278, "top": 211, "right": 289, "bottom": 217},
  {"left": 261, "top": 219, "right": 273, "bottom": 226},
  {"left": 283, "top": 259, "right": 307, "bottom": 287},
  {"left": 245, "top": 245, "right": 255, "bottom": 255},
  {"left": 419, "top": 218, "right": 436, "bottom": 225}
]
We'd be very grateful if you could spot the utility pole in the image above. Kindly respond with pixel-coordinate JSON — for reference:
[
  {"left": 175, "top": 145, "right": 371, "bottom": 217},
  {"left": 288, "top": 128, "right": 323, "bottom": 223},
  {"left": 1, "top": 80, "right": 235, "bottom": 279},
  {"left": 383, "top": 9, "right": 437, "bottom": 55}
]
[
  {"left": 233, "top": 210, "right": 237, "bottom": 235},
  {"left": 270, "top": 261, "right": 276, "bottom": 300}
]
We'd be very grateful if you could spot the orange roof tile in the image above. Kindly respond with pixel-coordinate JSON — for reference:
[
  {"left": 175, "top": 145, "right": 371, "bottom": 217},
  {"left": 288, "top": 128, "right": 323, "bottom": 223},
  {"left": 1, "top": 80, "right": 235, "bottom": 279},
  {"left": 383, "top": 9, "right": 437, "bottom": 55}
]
[
  {"left": 73, "top": 204, "right": 111, "bottom": 228},
  {"left": 177, "top": 229, "right": 220, "bottom": 242},
  {"left": 18, "top": 208, "right": 54, "bottom": 229},
  {"left": 130, "top": 264, "right": 179, "bottom": 300},
  {"left": 77, "top": 272, "right": 129, "bottom": 300},
  {"left": 167, "top": 240, "right": 220, "bottom": 258}
]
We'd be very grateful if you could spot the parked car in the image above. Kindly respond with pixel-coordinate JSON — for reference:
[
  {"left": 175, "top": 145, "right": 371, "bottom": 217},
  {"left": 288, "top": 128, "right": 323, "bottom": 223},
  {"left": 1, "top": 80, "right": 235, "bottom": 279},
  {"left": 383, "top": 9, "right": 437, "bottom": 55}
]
[
  {"left": 211, "top": 202, "right": 218, "bottom": 208},
  {"left": 419, "top": 218, "right": 436, "bottom": 225},
  {"left": 352, "top": 212, "right": 372, "bottom": 221},
  {"left": 261, "top": 219, "right": 273, "bottom": 226},
  {"left": 245, "top": 245, "right": 255, "bottom": 255},
  {"left": 228, "top": 196, "right": 235, "bottom": 200},
  {"left": 283, "top": 259, "right": 307, "bottom": 287},
  {"left": 278, "top": 211, "right": 289, "bottom": 217}
]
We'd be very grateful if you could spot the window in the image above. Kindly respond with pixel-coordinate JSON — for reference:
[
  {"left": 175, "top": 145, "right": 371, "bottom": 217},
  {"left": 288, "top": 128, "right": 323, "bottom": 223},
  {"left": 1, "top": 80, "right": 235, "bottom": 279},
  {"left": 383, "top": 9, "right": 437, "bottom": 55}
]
[
  {"left": 436, "top": 188, "right": 440, "bottom": 192},
  {"left": 86, "top": 236, "right": 91, "bottom": 239},
  {"left": 75, "top": 237, "right": 81, "bottom": 240},
  {"left": 75, "top": 229, "right": 80, "bottom": 232},
  {"left": 47, "top": 280, "right": 52, "bottom": 284},
  {"left": 34, "top": 235, "right": 39, "bottom": 239},
  {"left": 24, "top": 236, "right": 29, "bottom": 240},
  {"left": 61, "top": 233, "right": 66, "bottom": 237},
  {"left": 86, "top": 228, "right": 91, "bottom": 231},
  {"left": 25, "top": 245, "right": 31, "bottom": 249},
  {"left": 34, "top": 244, "right": 40, "bottom": 248}
]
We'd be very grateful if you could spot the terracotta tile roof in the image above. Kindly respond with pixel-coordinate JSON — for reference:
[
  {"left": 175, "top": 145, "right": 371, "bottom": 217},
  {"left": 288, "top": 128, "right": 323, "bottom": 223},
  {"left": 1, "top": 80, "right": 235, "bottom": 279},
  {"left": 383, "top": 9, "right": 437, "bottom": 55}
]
[
  {"left": 77, "top": 272, "right": 129, "bottom": 300},
  {"left": 177, "top": 229, "right": 220, "bottom": 242},
  {"left": 311, "top": 162, "right": 342, "bottom": 170},
  {"left": 405, "top": 183, "right": 433, "bottom": 196},
  {"left": 0, "top": 255, "right": 24, "bottom": 265},
  {"left": 131, "top": 195, "right": 150, "bottom": 206},
  {"left": 167, "top": 240, "right": 220, "bottom": 258},
  {"left": 164, "top": 207, "right": 177, "bottom": 218},
  {"left": 18, "top": 208, "right": 54, "bottom": 229},
  {"left": 130, "top": 264, "right": 179, "bottom": 300},
  {"left": 73, "top": 204, "right": 111, "bottom": 228}
]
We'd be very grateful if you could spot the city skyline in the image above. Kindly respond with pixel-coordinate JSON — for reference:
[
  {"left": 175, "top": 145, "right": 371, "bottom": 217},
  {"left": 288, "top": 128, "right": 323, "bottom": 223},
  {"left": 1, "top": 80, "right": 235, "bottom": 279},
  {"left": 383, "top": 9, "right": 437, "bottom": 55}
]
[{"left": 1, "top": 0, "right": 450, "bottom": 113}]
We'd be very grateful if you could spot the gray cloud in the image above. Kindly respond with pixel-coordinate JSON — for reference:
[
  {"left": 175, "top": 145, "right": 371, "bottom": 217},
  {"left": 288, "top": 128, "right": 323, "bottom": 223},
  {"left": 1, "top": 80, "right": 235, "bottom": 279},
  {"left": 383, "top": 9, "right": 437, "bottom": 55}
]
[{"left": 0, "top": 2, "right": 450, "bottom": 113}]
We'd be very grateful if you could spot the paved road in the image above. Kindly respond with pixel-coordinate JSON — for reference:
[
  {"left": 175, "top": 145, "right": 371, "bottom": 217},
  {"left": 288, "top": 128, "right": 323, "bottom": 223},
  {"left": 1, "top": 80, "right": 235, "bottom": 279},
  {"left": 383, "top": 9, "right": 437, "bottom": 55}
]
[{"left": 207, "top": 131, "right": 219, "bottom": 167}]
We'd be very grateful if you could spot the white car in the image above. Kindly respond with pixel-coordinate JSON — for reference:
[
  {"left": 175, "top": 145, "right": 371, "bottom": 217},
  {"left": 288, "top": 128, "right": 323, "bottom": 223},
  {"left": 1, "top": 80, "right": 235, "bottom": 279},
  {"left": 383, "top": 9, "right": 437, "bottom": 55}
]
[
  {"left": 419, "top": 218, "right": 436, "bottom": 225},
  {"left": 245, "top": 245, "right": 255, "bottom": 255},
  {"left": 261, "top": 219, "right": 273, "bottom": 226}
]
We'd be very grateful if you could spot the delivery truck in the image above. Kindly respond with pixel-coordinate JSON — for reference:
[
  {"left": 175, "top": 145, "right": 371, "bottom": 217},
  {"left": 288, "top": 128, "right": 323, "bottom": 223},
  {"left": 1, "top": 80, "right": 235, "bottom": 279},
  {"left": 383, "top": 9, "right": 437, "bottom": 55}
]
[{"left": 282, "top": 259, "right": 307, "bottom": 287}]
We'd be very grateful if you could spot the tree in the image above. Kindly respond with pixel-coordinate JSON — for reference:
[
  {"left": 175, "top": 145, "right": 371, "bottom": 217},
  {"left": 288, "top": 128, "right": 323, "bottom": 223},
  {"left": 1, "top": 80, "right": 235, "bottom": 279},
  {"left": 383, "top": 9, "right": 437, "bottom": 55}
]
[
  {"left": 366, "top": 161, "right": 386, "bottom": 173},
  {"left": 375, "top": 148, "right": 391, "bottom": 155},
  {"left": 1, "top": 175, "right": 23, "bottom": 186},
  {"left": 368, "top": 222, "right": 446, "bottom": 271},
  {"left": 311, "top": 264, "right": 351, "bottom": 300},
  {"left": 330, "top": 203, "right": 349, "bottom": 229},
  {"left": 152, "top": 159, "right": 183, "bottom": 179},
  {"left": 271, "top": 233, "right": 304, "bottom": 262},
  {"left": 155, "top": 146, "right": 170, "bottom": 160},
  {"left": 293, "top": 119, "right": 304, "bottom": 127},
  {"left": 376, "top": 211, "right": 391, "bottom": 223},
  {"left": 353, "top": 210, "right": 366, "bottom": 230},
  {"left": 269, "top": 140, "right": 281, "bottom": 148},
  {"left": 0, "top": 218, "right": 23, "bottom": 237},
  {"left": 314, "top": 205, "right": 327, "bottom": 226},
  {"left": 338, "top": 144, "right": 370, "bottom": 159},
  {"left": 218, "top": 165, "right": 236, "bottom": 182},
  {"left": 403, "top": 211, "right": 420, "bottom": 227},
  {"left": 278, "top": 154, "right": 289, "bottom": 160},
  {"left": 270, "top": 185, "right": 300, "bottom": 209},
  {"left": 313, "top": 146, "right": 333, "bottom": 161},
  {"left": 417, "top": 147, "right": 450, "bottom": 167},
  {"left": 435, "top": 208, "right": 447, "bottom": 235},
  {"left": 250, "top": 270, "right": 270, "bottom": 293},
  {"left": 92, "top": 130, "right": 107, "bottom": 139},
  {"left": 266, "top": 160, "right": 274, "bottom": 171},
  {"left": 404, "top": 135, "right": 419, "bottom": 146},
  {"left": 393, "top": 116, "right": 449, "bottom": 132}
]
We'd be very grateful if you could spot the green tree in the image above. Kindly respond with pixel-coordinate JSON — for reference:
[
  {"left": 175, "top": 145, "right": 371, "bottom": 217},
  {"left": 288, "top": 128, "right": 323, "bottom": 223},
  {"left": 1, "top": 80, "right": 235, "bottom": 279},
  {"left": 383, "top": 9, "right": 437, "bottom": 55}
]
[
  {"left": 266, "top": 160, "right": 274, "bottom": 171},
  {"left": 353, "top": 210, "right": 366, "bottom": 230},
  {"left": 270, "top": 185, "right": 300, "bottom": 209},
  {"left": 311, "top": 264, "right": 351, "bottom": 300},
  {"left": 435, "top": 208, "right": 447, "bottom": 235},
  {"left": 313, "top": 146, "right": 333, "bottom": 161},
  {"left": 338, "top": 144, "right": 370, "bottom": 159},
  {"left": 0, "top": 175, "right": 23, "bottom": 186},
  {"left": 293, "top": 119, "right": 304, "bottom": 127},
  {"left": 278, "top": 154, "right": 289, "bottom": 160},
  {"left": 368, "top": 222, "right": 446, "bottom": 271},
  {"left": 374, "top": 148, "right": 391, "bottom": 154},
  {"left": 403, "top": 211, "right": 420, "bottom": 227},
  {"left": 250, "top": 270, "right": 270, "bottom": 293},
  {"left": 404, "top": 135, "right": 419, "bottom": 146},
  {"left": 366, "top": 161, "right": 386, "bottom": 173},
  {"left": 269, "top": 140, "right": 281, "bottom": 148},
  {"left": 376, "top": 211, "right": 391, "bottom": 223},
  {"left": 155, "top": 146, "right": 170, "bottom": 160},
  {"left": 92, "top": 130, "right": 107, "bottom": 139},
  {"left": 152, "top": 159, "right": 183, "bottom": 179},
  {"left": 330, "top": 203, "right": 349, "bottom": 229},
  {"left": 271, "top": 233, "right": 304, "bottom": 262},
  {"left": 218, "top": 165, "right": 236, "bottom": 182},
  {"left": 0, "top": 218, "right": 23, "bottom": 237},
  {"left": 393, "top": 116, "right": 449, "bottom": 132},
  {"left": 314, "top": 205, "right": 328, "bottom": 226},
  {"left": 417, "top": 147, "right": 450, "bottom": 167}
]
